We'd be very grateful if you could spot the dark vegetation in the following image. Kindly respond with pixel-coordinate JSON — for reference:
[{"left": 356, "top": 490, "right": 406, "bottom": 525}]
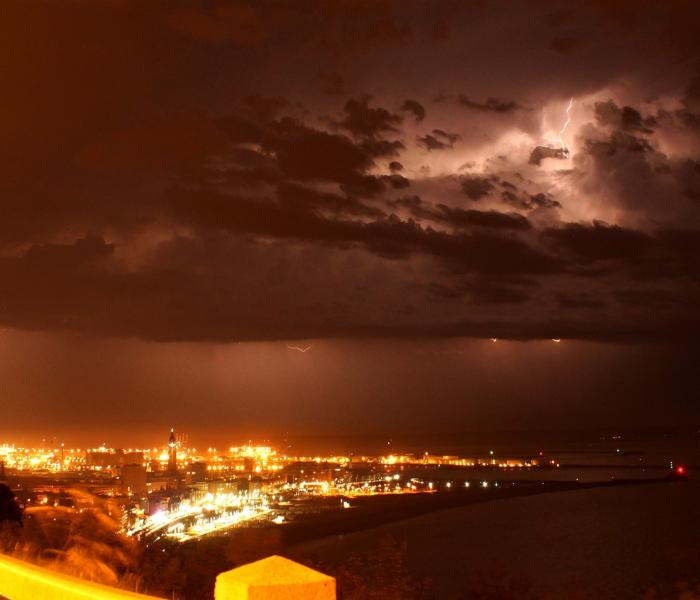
[
  {"left": 0, "top": 484, "right": 22, "bottom": 526},
  {"left": 0, "top": 487, "right": 141, "bottom": 590}
]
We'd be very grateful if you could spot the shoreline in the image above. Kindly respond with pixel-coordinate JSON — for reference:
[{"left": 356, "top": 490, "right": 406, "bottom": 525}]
[{"left": 229, "top": 476, "right": 685, "bottom": 550}]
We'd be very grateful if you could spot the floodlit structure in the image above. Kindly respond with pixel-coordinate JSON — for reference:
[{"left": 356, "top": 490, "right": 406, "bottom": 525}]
[
  {"left": 167, "top": 428, "right": 178, "bottom": 473},
  {"left": 216, "top": 555, "right": 336, "bottom": 600}
]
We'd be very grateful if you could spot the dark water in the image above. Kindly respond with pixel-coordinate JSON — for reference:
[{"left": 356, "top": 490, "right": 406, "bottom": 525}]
[
  {"left": 286, "top": 427, "right": 700, "bottom": 468},
  {"left": 220, "top": 428, "right": 700, "bottom": 597},
  {"left": 302, "top": 481, "right": 700, "bottom": 599}
]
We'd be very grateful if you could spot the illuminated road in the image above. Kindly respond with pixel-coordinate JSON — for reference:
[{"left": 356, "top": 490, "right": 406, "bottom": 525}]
[{"left": 127, "top": 492, "right": 271, "bottom": 541}]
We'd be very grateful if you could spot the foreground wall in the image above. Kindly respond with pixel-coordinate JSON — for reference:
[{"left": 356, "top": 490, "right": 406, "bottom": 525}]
[
  {"left": 0, "top": 553, "right": 156, "bottom": 600},
  {"left": 0, "top": 553, "right": 336, "bottom": 600}
]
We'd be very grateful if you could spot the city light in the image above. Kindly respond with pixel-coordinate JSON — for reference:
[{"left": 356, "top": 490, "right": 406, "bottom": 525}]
[{"left": 0, "top": 431, "right": 550, "bottom": 544}]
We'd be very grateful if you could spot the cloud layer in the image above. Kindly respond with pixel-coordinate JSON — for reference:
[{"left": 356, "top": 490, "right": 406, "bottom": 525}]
[{"left": 2, "top": 0, "right": 700, "bottom": 343}]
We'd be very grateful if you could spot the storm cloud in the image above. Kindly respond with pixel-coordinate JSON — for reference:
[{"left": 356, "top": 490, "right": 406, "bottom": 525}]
[{"left": 1, "top": 0, "right": 700, "bottom": 346}]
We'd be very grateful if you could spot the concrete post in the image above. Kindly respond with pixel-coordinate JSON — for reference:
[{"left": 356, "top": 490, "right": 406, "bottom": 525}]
[{"left": 215, "top": 555, "right": 336, "bottom": 600}]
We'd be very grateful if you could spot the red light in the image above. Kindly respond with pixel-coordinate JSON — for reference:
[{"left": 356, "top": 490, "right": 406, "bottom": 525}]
[{"left": 676, "top": 466, "right": 686, "bottom": 475}]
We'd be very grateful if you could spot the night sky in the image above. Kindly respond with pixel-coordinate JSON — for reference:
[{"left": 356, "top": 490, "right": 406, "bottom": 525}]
[{"left": 2, "top": 1, "right": 700, "bottom": 445}]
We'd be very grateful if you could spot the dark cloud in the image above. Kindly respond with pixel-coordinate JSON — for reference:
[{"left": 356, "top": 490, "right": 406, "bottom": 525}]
[
  {"left": 683, "top": 74, "right": 700, "bottom": 114},
  {"left": 168, "top": 185, "right": 554, "bottom": 276},
  {"left": 7, "top": 0, "right": 700, "bottom": 445},
  {"left": 417, "top": 129, "right": 461, "bottom": 150},
  {"left": 501, "top": 190, "right": 562, "bottom": 211},
  {"left": 594, "top": 100, "right": 656, "bottom": 133},
  {"left": 417, "top": 134, "right": 450, "bottom": 151},
  {"left": 0, "top": 236, "right": 117, "bottom": 332},
  {"left": 435, "top": 206, "right": 532, "bottom": 231},
  {"left": 429, "top": 279, "right": 533, "bottom": 305},
  {"left": 382, "top": 174, "right": 411, "bottom": 189},
  {"left": 585, "top": 130, "right": 653, "bottom": 157},
  {"left": 265, "top": 118, "right": 377, "bottom": 183},
  {"left": 388, "top": 195, "right": 435, "bottom": 220},
  {"left": 457, "top": 95, "right": 523, "bottom": 113},
  {"left": 339, "top": 175, "right": 387, "bottom": 197},
  {"left": 277, "top": 183, "right": 385, "bottom": 219},
  {"left": 542, "top": 222, "right": 652, "bottom": 262},
  {"left": 460, "top": 176, "right": 496, "bottom": 200},
  {"left": 358, "top": 138, "right": 405, "bottom": 158},
  {"left": 575, "top": 102, "right": 700, "bottom": 227},
  {"left": 336, "top": 97, "right": 403, "bottom": 139},
  {"left": 1, "top": 0, "right": 700, "bottom": 349},
  {"left": 389, "top": 197, "right": 531, "bottom": 231},
  {"left": 400, "top": 99, "right": 426, "bottom": 122},
  {"left": 529, "top": 145, "right": 569, "bottom": 166}
]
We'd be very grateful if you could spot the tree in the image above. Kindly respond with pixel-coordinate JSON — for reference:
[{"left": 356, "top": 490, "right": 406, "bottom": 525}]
[{"left": 0, "top": 483, "right": 22, "bottom": 526}]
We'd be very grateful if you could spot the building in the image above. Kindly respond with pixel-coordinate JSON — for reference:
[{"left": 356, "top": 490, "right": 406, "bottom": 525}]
[
  {"left": 167, "top": 429, "right": 177, "bottom": 473},
  {"left": 86, "top": 449, "right": 144, "bottom": 469},
  {"left": 185, "top": 461, "right": 208, "bottom": 484},
  {"left": 121, "top": 463, "right": 147, "bottom": 496}
]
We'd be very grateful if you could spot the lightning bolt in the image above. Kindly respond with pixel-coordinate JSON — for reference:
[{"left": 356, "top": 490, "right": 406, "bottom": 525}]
[
  {"left": 557, "top": 97, "right": 574, "bottom": 151},
  {"left": 287, "top": 345, "right": 312, "bottom": 353}
]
